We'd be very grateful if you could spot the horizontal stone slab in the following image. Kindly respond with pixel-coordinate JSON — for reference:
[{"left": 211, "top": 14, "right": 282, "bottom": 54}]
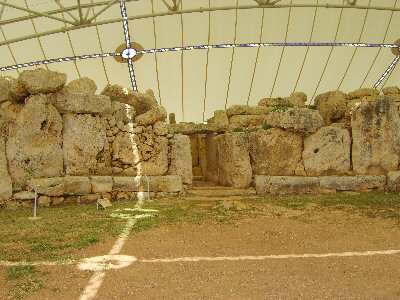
[
  {"left": 168, "top": 123, "right": 227, "bottom": 135},
  {"left": 113, "top": 175, "right": 183, "bottom": 192},
  {"left": 255, "top": 176, "right": 320, "bottom": 195},
  {"left": 319, "top": 175, "right": 386, "bottom": 191}
]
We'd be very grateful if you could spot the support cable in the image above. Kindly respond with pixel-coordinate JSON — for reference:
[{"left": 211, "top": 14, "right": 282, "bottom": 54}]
[
  {"left": 247, "top": 7, "right": 265, "bottom": 105},
  {"left": 337, "top": 0, "right": 372, "bottom": 90},
  {"left": 376, "top": 55, "right": 400, "bottom": 89},
  {"left": 225, "top": 0, "right": 239, "bottom": 109},
  {"left": 202, "top": 0, "right": 211, "bottom": 121},
  {"left": 360, "top": 0, "right": 397, "bottom": 88},
  {"left": 24, "top": 0, "right": 49, "bottom": 70},
  {"left": 292, "top": 1, "right": 318, "bottom": 95},
  {"left": 311, "top": 0, "right": 345, "bottom": 102},
  {"left": 92, "top": 6, "right": 110, "bottom": 85},
  {"left": 270, "top": 0, "right": 293, "bottom": 98},
  {"left": 0, "top": 0, "right": 20, "bottom": 75},
  {"left": 180, "top": 0, "right": 185, "bottom": 121},
  {"left": 151, "top": 0, "right": 162, "bottom": 105}
]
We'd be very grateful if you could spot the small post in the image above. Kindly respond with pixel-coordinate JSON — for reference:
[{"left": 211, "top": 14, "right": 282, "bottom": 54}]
[{"left": 29, "top": 186, "right": 41, "bottom": 220}]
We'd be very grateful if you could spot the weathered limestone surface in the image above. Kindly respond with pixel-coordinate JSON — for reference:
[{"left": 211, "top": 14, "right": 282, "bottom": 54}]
[
  {"left": 216, "top": 133, "right": 252, "bottom": 188},
  {"left": 387, "top": 171, "right": 400, "bottom": 192},
  {"left": 91, "top": 176, "right": 113, "bottom": 193},
  {"left": 314, "top": 91, "right": 347, "bottom": 125},
  {"left": 55, "top": 78, "right": 111, "bottom": 115},
  {"left": 136, "top": 106, "right": 167, "bottom": 126},
  {"left": 258, "top": 92, "right": 306, "bottom": 108},
  {"left": 168, "top": 123, "right": 226, "bottom": 135},
  {"left": 255, "top": 176, "right": 320, "bottom": 195},
  {"left": 113, "top": 175, "right": 182, "bottom": 192},
  {"left": 229, "top": 115, "right": 267, "bottom": 127},
  {"left": 265, "top": 107, "right": 323, "bottom": 135},
  {"left": 17, "top": 68, "right": 67, "bottom": 95},
  {"left": 112, "top": 132, "right": 140, "bottom": 166},
  {"left": 205, "top": 134, "right": 219, "bottom": 183},
  {"left": 319, "top": 175, "right": 386, "bottom": 191},
  {"left": 6, "top": 94, "right": 63, "bottom": 190},
  {"left": 213, "top": 110, "right": 229, "bottom": 126},
  {"left": 101, "top": 84, "right": 158, "bottom": 115},
  {"left": 249, "top": 129, "right": 302, "bottom": 175},
  {"left": 139, "top": 136, "right": 168, "bottom": 176},
  {"left": 153, "top": 122, "right": 168, "bottom": 136},
  {"left": 0, "top": 137, "right": 12, "bottom": 201},
  {"left": 198, "top": 134, "right": 207, "bottom": 178},
  {"left": 302, "top": 126, "right": 351, "bottom": 176},
  {"left": 226, "top": 105, "right": 271, "bottom": 117},
  {"left": 64, "top": 176, "right": 92, "bottom": 195},
  {"left": 0, "top": 76, "right": 15, "bottom": 103},
  {"left": 63, "top": 114, "right": 111, "bottom": 176},
  {"left": 382, "top": 86, "right": 400, "bottom": 95},
  {"left": 351, "top": 96, "right": 400, "bottom": 175},
  {"left": 168, "top": 134, "right": 192, "bottom": 185},
  {"left": 347, "top": 88, "right": 379, "bottom": 100},
  {"left": 27, "top": 177, "right": 65, "bottom": 197}
]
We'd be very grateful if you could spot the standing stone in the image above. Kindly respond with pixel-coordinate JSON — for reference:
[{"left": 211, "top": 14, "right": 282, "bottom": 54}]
[
  {"left": 0, "top": 76, "right": 15, "bottom": 104},
  {"left": 302, "top": 126, "right": 351, "bottom": 176},
  {"left": 249, "top": 129, "right": 303, "bottom": 176},
  {"left": 0, "top": 137, "right": 12, "bottom": 201},
  {"left": 63, "top": 114, "right": 111, "bottom": 175},
  {"left": 6, "top": 94, "right": 63, "bottom": 190},
  {"left": 205, "top": 134, "right": 219, "bottom": 183},
  {"left": 168, "top": 134, "right": 193, "bottom": 185},
  {"left": 351, "top": 96, "right": 400, "bottom": 175},
  {"left": 216, "top": 133, "right": 252, "bottom": 188},
  {"left": 213, "top": 110, "right": 229, "bottom": 126},
  {"left": 198, "top": 134, "right": 207, "bottom": 178},
  {"left": 139, "top": 136, "right": 168, "bottom": 176}
]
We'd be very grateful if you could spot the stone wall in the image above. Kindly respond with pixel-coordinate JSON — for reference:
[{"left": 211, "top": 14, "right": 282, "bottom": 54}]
[{"left": 0, "top": 69, "right": 190, "bottom": 207}]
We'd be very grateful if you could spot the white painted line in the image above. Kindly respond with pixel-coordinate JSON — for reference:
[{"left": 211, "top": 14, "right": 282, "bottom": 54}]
[
  {"left": 79, "top": 271, "right": 106, "bottom": 300},
  {"left": 139, "top": 249, "right": 400, "bottom": 263},
  {"left": 78, "top": 255, "right": 137, "bottom": 271}
]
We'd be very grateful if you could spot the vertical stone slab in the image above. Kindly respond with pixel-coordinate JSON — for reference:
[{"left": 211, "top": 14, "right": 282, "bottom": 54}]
[
  {"left": 0, "top": 137, "right": 12, "bottom": 201},
  {"left": 168, "top": 134, "right": 192, "bottom": 185},
  {"left": 63, "top": 114, "right": 111, "bottom": 175},
  {"left": 6, "top": 94, "right": 63, "bottom": 190},
  {"left": 216, "top": 133, "right": 252, "bottom": 188},
  {"left": 198, "top": 134, "right": 207, "bottom": 179},
  {"left": 351, "top": 96, "right": 400, "bottom": 175},
  {"left": 205, "top": 134, "right": 219, "bottom": 183},
  {"left": 249, "top": 129, "right": 302, "bottom": 175}
]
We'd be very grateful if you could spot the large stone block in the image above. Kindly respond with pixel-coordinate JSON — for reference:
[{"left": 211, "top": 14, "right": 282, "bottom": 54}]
[
  {"left": 302, "top": 126, "right": 351, "bottom": 176},
  {"left": 113, "top": 175, "right": 182, "bottom": 192},
  {"left": 226, "top": 105, "right": 271, "bottom": 117},
  {"left": 136, "top": 106, "right": 167, "bottom": 126},
  {"left": 255, "top": 176, "right": 320, "bottom": 195},
  {"left": 0, "top": 76, "right": 15, "bottom": 104},
  {"left": 314, "top": 91, "right": 347, "bottom": 125},
  {"left": 55, "top": 78, "right": 111, "bottom": 115},
  {"left": 216, "top": 133, "right": 252, "bottom": 188},
  {"left": 27, "top": 177, "right": 65, "bottom": 196},
  {"left": 150, "top": 175, "right": 183, "bottom": 192},
  {"left": 6, "top": 94, "right": 63, "bottom": 190},
  {"left": 0, "top": 137, "right": 12, "bottom": 201},
  {"left": 205, "top": 134, "right": 219, "bottom": 183},
  {"left": 63, "top": 114, "right": 111, "bottom": 176},
  {"left": 319, "top": 175, "right": 386, "bottom": 191},
  {"left": 265, "top": 107, "right": 323, "bottom": 135},
  {"left": 387, "top": 171, "right": 400, "bottom": 192},
  {"left": 112, "top": 132, "right": 140, "bottom": 166},
  {"left": 17, "top": 68, "right": 67, "bottom": 95},
  {"left": 168, "top": 134, "right": 192, "bottom": 185},
  {"left": 229, "top": 115, "right": 267, "bottom": 127},
  {"left": 213, "top": 110, "right": 229, "bottom": 126},
  {"left": 64, "top": 176, "right": 91, "bottom": 195},
  {"left": 249, "top": 129, "right": 302, "bottom": 175},
  {"left": 91, "top": 176, "right": 113, "bottom": 193},
  {"left": 351, "top": 96, "right": 400, "bottom": 175},
  {"left": 137, "top": 136, "right": 168, "bottom": 176}
]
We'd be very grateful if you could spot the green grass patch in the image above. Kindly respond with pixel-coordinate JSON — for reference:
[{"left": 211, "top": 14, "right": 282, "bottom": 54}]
[{"left": 5, "top": 265, "right": 37, "bottom": 281}]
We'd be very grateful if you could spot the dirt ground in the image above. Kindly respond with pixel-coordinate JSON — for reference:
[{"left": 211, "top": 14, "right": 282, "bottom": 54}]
[{"left": 2, "top": 205, "right": 399, "bottom": 300}]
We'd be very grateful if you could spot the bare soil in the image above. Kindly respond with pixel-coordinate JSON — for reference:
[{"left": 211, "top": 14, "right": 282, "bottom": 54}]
[{"left": 2, "top": 204, "right": 399, "bottom": 300}]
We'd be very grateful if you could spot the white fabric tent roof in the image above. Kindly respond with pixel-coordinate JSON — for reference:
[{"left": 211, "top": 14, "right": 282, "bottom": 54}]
[{"left": 0, "top": 0, "right": 399, "bottom": 122}]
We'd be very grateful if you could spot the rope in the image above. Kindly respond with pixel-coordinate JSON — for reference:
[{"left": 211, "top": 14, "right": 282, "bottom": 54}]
[
  {"left": 224, "top": 0, "right": 239, "bottom": 109},
  {"left": 202, "top": 0, "right": 211, "bottom": 122},
  {"left": 247, "top": 7, "right": 265, "bottom": 105},
  {"left": 151, "top": 0, "right": 162, "bottom": 105},
  {"left": 311, "top": 0, "right": 345, "bottom": 102},
  {"left": 337, "top": 0, "right": 372, "bottom": 90},
  {"left": 180, "top": 0, "right": 185, "bottom": 121},
  {"left": 270, "top": 0, "right": 293, "bottom": 98},
  {"left": 360, "top": 0, "right": 397, "bottom": 88},
  {"left": 292, "top": 1, "right": 318, "bottom": 95},
  {"left": 92, "top": 6, "right": 110, "bottom": 85},
  {"left": 24, "top": 0, "right": 49, "bottom": 70}
]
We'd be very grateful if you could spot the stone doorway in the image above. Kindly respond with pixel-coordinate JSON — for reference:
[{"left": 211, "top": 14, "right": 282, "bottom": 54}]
[{"left": 189, "top": 134, "right": 207, "bottom": 181}]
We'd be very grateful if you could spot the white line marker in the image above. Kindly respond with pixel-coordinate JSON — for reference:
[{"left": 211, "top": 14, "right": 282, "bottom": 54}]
[{"left": 139, "top": 249, "right": 400, "bottom": 263}]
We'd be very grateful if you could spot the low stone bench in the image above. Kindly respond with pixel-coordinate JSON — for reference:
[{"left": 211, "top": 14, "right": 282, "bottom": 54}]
[{"left": 255, "top": 175, "right": 387, "bottom": 195}]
